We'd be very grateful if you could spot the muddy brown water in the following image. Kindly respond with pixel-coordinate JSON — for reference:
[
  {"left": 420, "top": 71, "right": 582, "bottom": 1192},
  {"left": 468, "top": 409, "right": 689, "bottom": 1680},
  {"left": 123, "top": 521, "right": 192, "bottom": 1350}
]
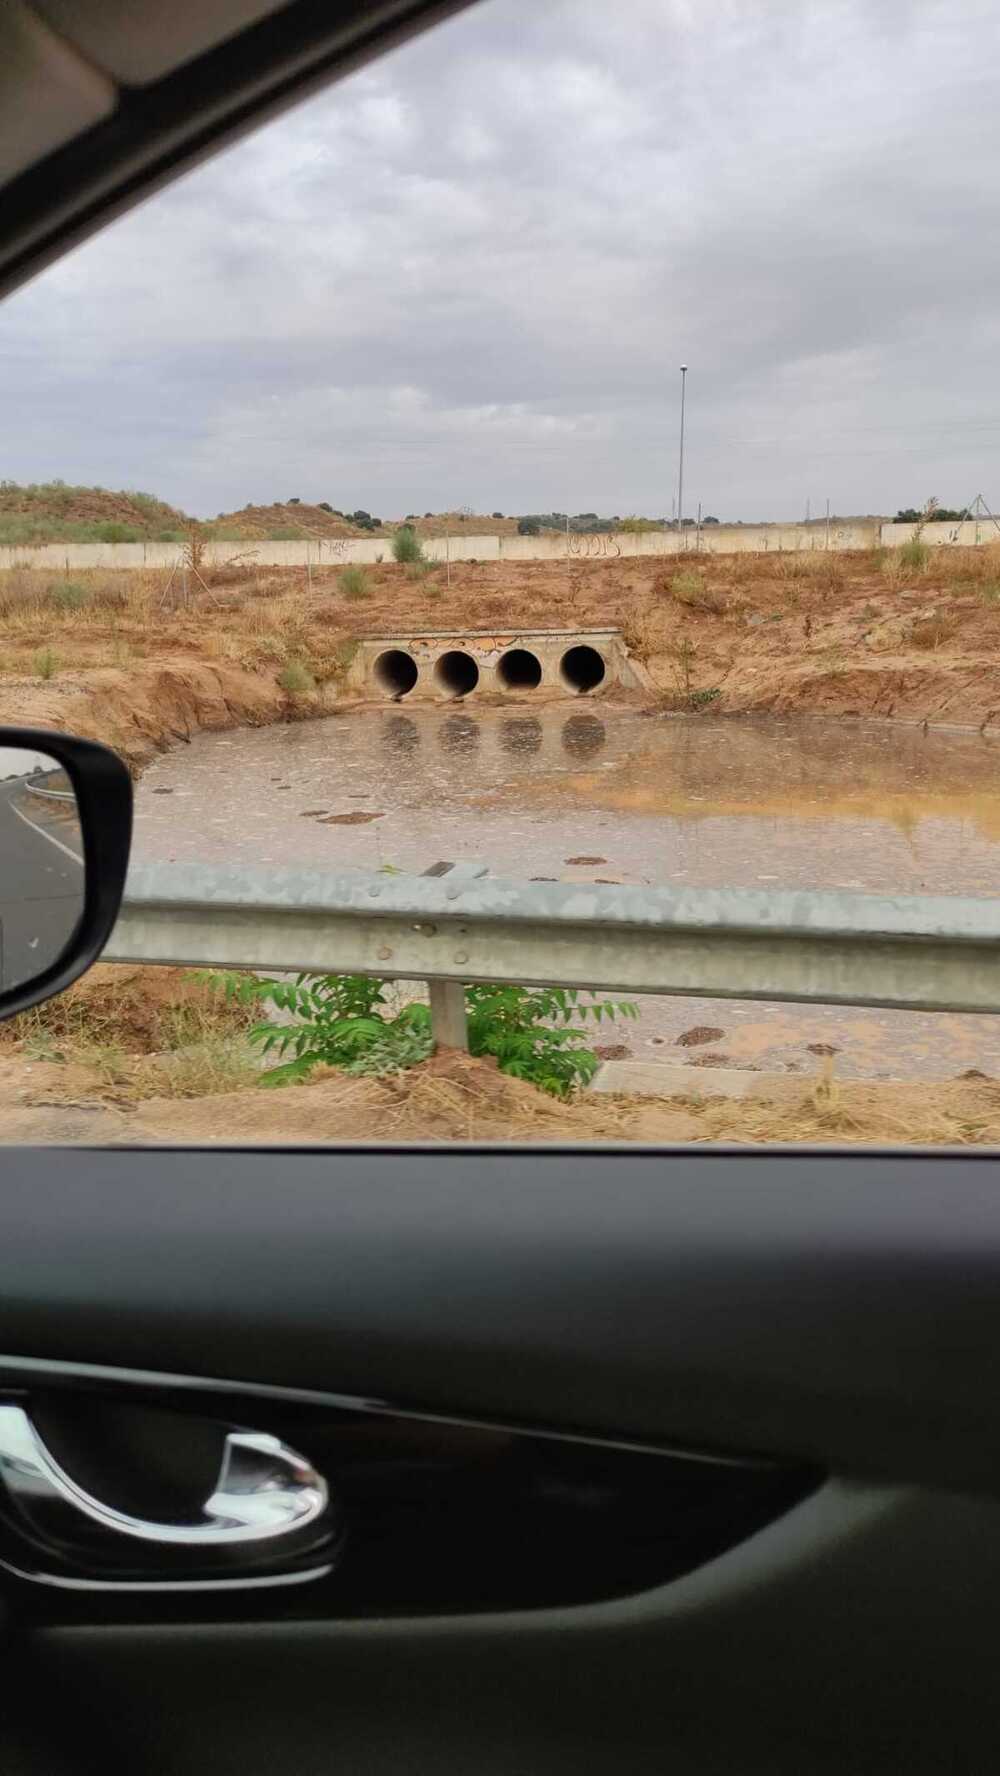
[{"left": 134, "top": 709, "right": 1000, "bottom": 1081}]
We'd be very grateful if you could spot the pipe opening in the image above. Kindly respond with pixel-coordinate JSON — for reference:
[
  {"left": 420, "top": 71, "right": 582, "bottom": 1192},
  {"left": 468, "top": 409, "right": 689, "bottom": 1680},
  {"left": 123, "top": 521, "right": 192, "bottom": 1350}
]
[
  {"left": 373, "top": 649, "right": 419, "bottom": 698},
  {"left": 560, "top": 644, "right": 606, "bottom": 693},
  {"left": 435, "top": 650, "right": 480, "bottom": 698},
  {"left": 497, "top": 647, "right": 542, "bottom": 690}
]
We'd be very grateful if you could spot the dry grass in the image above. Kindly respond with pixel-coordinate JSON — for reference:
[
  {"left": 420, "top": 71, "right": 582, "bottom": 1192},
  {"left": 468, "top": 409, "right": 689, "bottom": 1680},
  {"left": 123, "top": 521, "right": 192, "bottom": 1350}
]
[
  {"left": 90, "top": 1051, "right": 1000, "bottom": 1146},
  {"left": 617, "top": 599, "right": 671, "bottom": 661},
  {"left": 2, "top": 964, "right": 257, "bottom": 1058},
  {"left": 910, "top": 615, "right": 959, "bottom": 649},
  {"left": 665, "top": 569, "right": 729, "bottom": 614}
]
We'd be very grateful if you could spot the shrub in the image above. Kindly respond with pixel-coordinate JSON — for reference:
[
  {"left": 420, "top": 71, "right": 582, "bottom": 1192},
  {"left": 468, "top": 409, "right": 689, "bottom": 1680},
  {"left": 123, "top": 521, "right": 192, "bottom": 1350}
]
[
  {"left": 339, "top": 565, "right": 370, "bottom": 600},
  {"left": 517, "top": 517, "right": 541, "bottom": 536},
  {"left": 464, "top": 984, "right": 637, "bottom": 1098},
  {"left": 910, "top": 616, "right": 957, "bottom": 649},
  {"left": 900, "top": 537, "right": 929, "bottom": 572},
  {"left": 49, "top": 580, "right": 88, "bottom": 610},
  {"left": 208, "top": 973, "right": 636, "bottom": 1098},
  {"left": 278, "top": 659, "right": 315, "bottom": 695},
  {"left": 33, "top": 646, "right": 59, "bottom": 679},
  {"left": 95, "top": 522, "right": 141, "bottom": 543},
  {"left": 667, "top": 570, "right": 728, "bottom": 614},
  {"left": 317, "top": 502, "right": 333, "bottom": 513},
  {"left": 392, "top": 525, "right": 423, "bottom": 564}
]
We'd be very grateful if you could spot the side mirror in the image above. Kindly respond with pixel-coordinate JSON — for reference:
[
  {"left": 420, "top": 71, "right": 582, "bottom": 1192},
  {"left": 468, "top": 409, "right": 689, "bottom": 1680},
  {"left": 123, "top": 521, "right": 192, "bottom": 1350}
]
[{"left": 0, "top": 727, "right": 132, "bottom": 1023}]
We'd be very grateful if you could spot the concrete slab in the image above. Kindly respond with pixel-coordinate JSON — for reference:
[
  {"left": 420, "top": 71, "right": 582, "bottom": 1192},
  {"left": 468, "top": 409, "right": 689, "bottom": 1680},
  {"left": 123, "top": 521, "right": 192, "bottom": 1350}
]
[{"left": 591, "top": 1059, "right": 817, "bottom": 1101}]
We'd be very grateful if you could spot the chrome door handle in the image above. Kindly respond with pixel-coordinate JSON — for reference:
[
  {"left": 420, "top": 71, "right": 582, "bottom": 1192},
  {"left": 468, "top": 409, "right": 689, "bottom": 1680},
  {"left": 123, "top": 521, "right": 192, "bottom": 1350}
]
[{"left": 0, "top": 1402, "right": 328, "bottom": 1553}]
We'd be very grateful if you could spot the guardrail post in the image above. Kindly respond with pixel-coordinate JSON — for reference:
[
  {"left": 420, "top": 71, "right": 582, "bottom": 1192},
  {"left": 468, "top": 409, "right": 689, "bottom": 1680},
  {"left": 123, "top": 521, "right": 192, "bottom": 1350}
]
[{"left": 428, "top": 980, "right": 468, "bottom": 1051}]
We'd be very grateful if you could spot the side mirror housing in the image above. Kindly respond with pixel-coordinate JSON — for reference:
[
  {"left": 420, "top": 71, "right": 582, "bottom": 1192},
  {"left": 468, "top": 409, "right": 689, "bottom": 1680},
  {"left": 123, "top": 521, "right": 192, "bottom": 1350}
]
[{"left": 0, "top": 727, "right": 132, "bottom": 1023}]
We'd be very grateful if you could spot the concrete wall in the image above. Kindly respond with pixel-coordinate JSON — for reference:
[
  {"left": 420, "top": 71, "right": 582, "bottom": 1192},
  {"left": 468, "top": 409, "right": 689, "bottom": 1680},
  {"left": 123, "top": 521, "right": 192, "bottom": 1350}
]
[
  {"left": 0, "top": 519, "right": 880, "bottom": 574},
  {"left": 8, "top": 516, "right": 1000, "bottom": 574},
  {"left": 880, "top": 520, "right": 1000, "bottom": 549}
]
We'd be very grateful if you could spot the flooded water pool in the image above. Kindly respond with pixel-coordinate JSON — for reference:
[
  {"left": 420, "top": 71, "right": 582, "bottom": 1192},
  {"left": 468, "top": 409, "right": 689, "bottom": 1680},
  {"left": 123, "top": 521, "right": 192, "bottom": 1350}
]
[{"left": 134, "top": 709, "right": 1000, "bottom": 1080}]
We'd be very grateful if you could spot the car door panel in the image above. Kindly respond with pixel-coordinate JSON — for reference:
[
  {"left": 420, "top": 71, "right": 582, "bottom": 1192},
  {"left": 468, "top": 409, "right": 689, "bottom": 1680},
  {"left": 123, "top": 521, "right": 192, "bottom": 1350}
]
[{"left": 0, "top": 1143, "right": 999, "bottom": 1771}]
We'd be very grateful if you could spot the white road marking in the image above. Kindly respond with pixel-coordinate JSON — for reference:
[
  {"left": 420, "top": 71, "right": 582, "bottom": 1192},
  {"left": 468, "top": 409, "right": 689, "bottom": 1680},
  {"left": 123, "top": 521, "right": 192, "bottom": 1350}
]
[{"left": 9, "top": 796, "right": 84, "bottom": 866}]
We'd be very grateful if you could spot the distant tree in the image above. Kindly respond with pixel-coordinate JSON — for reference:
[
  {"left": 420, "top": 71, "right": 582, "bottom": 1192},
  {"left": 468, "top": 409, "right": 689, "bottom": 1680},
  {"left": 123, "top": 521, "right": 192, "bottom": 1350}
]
[
  {"left": 317, "top": 501, "right": 333, "bottom": 513},
  {"left": 703, "top": 515, "right": 720, "bottom": 524},
  {"left": 288, "top": 497, "right": 301, "bottom": 505},
  {"left": 895, "top": 505, "right": 963, "bottom": 522},
  {"left": 425, "top": 511, "right": 433, "bottom": 518},
  {"left": 349, "top": 509, "right": 380, "bottom": 531},
  {"left": 518, "top": 517, "right": 541, "bottom": 536},
  {"left": 492, "top": 511, "right": 504, "bottom": 519}
]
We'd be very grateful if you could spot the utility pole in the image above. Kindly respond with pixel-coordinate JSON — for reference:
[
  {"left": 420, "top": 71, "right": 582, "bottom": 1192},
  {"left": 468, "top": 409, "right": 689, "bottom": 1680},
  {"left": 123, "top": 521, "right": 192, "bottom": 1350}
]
[
  {"left": 676, "top": 364, "right": 688, "bottom": 543},
  {"left": 825, "top": 498, "right": 831, "bottom": 551}
]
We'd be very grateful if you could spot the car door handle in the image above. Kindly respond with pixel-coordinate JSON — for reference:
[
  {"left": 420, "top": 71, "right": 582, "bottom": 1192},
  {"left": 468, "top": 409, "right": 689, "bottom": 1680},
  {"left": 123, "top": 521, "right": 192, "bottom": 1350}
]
[{"left": 0, "top": 1402, "right": 329, "bottom": 1554}]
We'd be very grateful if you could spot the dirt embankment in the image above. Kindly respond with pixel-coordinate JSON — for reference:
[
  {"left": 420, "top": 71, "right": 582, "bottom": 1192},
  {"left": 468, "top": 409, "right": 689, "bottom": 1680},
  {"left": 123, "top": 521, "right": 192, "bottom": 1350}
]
[
  {"left": 4, "top": 996, "right": 1000, "bottom": 1148},
  {"left": 3, "top": 543, "right": 1000, "bottom": 770}
]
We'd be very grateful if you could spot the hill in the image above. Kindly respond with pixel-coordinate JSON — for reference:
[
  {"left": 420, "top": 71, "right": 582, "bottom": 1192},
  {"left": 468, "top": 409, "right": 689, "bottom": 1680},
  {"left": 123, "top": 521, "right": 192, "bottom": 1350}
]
[
  {"left": 0, "top": 480, "right": 192, "bottom": 545},
  {"left": 206, "top": 501, "right": 373, "bottom": 540}
]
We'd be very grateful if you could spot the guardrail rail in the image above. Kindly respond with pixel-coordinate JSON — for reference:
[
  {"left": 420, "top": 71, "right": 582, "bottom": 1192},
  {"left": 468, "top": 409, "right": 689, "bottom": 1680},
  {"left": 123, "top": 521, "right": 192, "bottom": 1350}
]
[{"left": 105, "top": 860, "right": 1000, "bottom": 1050}]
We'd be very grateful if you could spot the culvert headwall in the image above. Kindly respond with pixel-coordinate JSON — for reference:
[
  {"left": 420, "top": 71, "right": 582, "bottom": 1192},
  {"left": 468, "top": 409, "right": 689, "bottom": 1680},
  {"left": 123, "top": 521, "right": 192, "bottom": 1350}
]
[{"left": 350, "top": 628, "right": 649, "bottom": 701}]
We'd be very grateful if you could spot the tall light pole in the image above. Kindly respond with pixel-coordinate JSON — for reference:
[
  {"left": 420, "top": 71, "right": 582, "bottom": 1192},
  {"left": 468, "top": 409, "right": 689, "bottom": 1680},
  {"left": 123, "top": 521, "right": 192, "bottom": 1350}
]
[{"left": 676, "top": 364, "right": 688, "bottom": 539}]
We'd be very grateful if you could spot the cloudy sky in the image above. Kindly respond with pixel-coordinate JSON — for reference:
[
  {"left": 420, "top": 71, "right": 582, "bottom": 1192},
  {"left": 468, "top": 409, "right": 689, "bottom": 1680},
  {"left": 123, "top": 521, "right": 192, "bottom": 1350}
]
[{"left": 3, "top": 0, "right": 999, "bottom": 521}]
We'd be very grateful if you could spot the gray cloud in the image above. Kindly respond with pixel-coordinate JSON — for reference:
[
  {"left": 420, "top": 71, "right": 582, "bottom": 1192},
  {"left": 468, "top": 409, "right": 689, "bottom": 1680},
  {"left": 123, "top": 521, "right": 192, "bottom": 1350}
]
[{"left": 3, "top": 0, "right": 1000, "bottom": 519}]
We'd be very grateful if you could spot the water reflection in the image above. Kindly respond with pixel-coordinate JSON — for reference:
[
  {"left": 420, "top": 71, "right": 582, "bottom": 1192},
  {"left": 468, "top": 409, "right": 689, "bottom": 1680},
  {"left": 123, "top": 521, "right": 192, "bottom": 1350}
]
[
  {"left": 134, "top": 710, "right": 1000, "bottom": 904},
  {"left": 382, "top": 714, "right": 420, "bottom": 756},
  {"left": 500, "top": 717, "right": 543, "bottom": 755},
  {"left": 562, "top": 714, "right": 607, "bottom": 760},
  {"left": 439, "top": 714, "right": 480, "bottom": 756}
]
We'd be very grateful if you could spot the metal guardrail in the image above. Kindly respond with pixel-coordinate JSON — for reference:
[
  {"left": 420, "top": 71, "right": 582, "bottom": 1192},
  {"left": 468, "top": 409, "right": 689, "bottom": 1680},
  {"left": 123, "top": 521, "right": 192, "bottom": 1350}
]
[{"left": 104, "top": 860, "right": 1000, "bottom": 1048}]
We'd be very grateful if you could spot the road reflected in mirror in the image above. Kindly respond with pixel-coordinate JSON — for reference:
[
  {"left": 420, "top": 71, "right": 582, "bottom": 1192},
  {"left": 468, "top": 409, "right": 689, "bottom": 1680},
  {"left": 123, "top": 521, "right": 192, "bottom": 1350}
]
[{"left": 0, "top": 750, "right": 84, "bottom": 993}]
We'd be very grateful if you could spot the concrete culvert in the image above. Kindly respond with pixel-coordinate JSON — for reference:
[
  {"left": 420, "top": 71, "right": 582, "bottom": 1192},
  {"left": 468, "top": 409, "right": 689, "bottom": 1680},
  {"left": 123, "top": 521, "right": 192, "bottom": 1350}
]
[
  {"left": 373, "top": 649, "right": 419, "bottom": 699},
  {"left": 560, "top": 644, "right": 606, "bottom": 693},
  {"left": 498, "top": 648, "right": 542, "bottom": 690},
  {"left": 435, "top": 650, "right": 480, "bottom": 698}
]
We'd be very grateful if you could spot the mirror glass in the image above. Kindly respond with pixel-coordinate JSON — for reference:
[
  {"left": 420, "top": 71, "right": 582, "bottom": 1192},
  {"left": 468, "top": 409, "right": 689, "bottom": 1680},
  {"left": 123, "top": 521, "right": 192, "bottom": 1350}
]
[{"left": 0, "top": 749, "right": 84, "bottom": 996}]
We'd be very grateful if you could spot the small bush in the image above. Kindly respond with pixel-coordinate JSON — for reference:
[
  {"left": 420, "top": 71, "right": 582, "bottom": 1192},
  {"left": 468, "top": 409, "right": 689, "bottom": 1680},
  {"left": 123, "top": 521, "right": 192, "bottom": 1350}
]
[
  {"left": 899, "top": 537, "right": 929, "bottom": 572},
  {"left": 339, "top": 565, "right": 370, "bottom": 600},
  {"left": 49, "top": 580, "right": 88, "bottom": 610},
  {"left": 775, "top": 554, "right": 810, "bottom": 580},
  {"left": 33, "top": 646, "right": 59, "bottom": 679},
  {"left": 94, "top": 522, "right": 141, "bottom": 543},
  {"left": 392, "top": 525, "right": 423, "bottom": 565},
  {"left": 910, "top": 616, "right": 957, "bottom": 649},
  {"left": 278, "top": 659, "right": 315, "bottom": 695},
  {"left": 207, "top": 972, "right": 636, "bottom": 1099},
  {"left": 667, "top": 570, "right": 728, "bottom": 614}
]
